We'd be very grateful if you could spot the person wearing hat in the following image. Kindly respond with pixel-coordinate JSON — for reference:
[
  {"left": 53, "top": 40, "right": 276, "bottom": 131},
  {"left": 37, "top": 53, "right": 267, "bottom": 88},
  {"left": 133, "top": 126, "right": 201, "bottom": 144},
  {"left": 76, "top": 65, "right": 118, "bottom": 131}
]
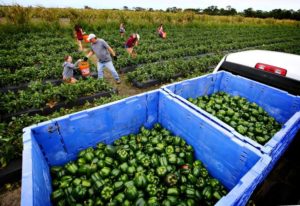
[
  {"left": 119, "top": 23, "right": 126, "bottom": 38},
  {"left": 85, "top": 34, "right": 121, "bottom": 84},
  {"left": 125, "top": 33, "right": 140, "bottom": 58}
]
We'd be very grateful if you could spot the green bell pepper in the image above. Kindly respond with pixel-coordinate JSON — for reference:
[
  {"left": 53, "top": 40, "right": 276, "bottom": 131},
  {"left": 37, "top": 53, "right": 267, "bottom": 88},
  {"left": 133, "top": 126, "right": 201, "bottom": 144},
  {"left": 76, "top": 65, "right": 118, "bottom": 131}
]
[
  {"left": 135, "top": 197, "right": 146, "bottom": 206},
  {"left": 117, "top": 149, "right": 128, "bottom": 161},
  {"left": 92, "top": 177, "right": 104, "bottom": 189},
  {"left": 165, "top": 173, "right": 178, "bottom": 186},
  {"left": 173, "top": 136, "right": 181, "bottom": 146},
  {"left": 209, "top": 178, "right": 220, "bottom": 188},
  {"left": 200, "top": 168, "right": 208, "bottom": 178},
  {"left": 71, "top": 178, "right": 81, "bottom": 187},
  {"left": 114, "top": 181, "right": 124, "bottom": 191},
  {"left": 186, "top": 187, "right": 196, "bottom": 198},
  {"left": 101, "top": 186, "right": 114, "bottom": 200},
  {"left": 51, "top": 188, "right": 64, "bottom": 202},
  {"left": 151, "top": 154, "right": 159, "bottom": 167},
  {"left": 165, "top": 145, "right": 174, "bottom": 155},
  {"left": 162, "top": 199, "right": 172, "bottom": 206},
  {"left": 114, "top": 193, "right": 125, "bottom": 203},
  {"left": 196, "top": 177, "right": 206, "bottom": 188},
  {"left": 104, "top": 157, "right": 114, "bottom": 166},
  {"left": 94, "top": 197, "right": 104, "bottom": 206},
  {"left": 134, "top": 174, "right": 147, "bottom": 188},
  {"left": 187, "top": 173, "right": 197, "bottom": 184},
  {"left": 73, "top": 185, "right": 87, "bottom": 200},
  {"left": 128, "top": 166, "right": 136, "bottom": 176},
  {"left": 156, "top": 166, "right": 167, "bottom": 177},
  {"left": 125, "top": 186, "right": 138, "bottom": 200},
  {"left": 167, "top": 188, "right": 179, "bottom": 196},
  {"left": 168, "top": 154, "right": 177, "bottom": 165},
  {"left": 177, "top": 157, "right": 185, "bottom": 166},
  {"left": 111, "top": 168, "right": 121, "bottom": 178},
  {"left": 100, "top": 167, "right": 111, "bottom": 178},
  {"left": 187, "top": 199, "right": 196, "bottom": 206},
  {"left": 119, "top": 174, "right": 129, "bottom": 182},
  {"left": 124, "top": 180, "right": 135, "bottom": 188},
  {"left": 147, "top": 173, "right": 160, "bottom": 184},
  {"left": 192, "top": 167, "right": 201, "bottom": 177},
  {"left": 129, "top": 158, "right": 137, "bottom": 167},
  {"left": 97, "top": 160, "right": 105, "bottom": 168},
  {"left": 65, "top": 162, "right": 78, "bottom": 175},
  {"left": 166, "top": 196, "right": 178, "bottom": 205},
  {"left": 123, "top": 200, "right": 131, "bottom": 206},
  {"left": 185, "top": 152, "right": 194, "bottom": 164},
  {"left": 213, "top": 190, "right": 222, "bottom": 200},
  {"left": 156, "top": 143, "right": 165, "bottom": 152},
  {"left": 202, "top": 186, "right": 212, "bottom": 200},
  {"left": 120, "top": 162, "right": 129, "bottom": 173},
  {"left": 81, "top": 179, "right": 91, "bottom": 188},
  {"left": 159, "top": 156, "right": 168, "bottom": 167},
  {"left": 88, "top": 188, "right": 94, "bottom": 197},
  {"left": 146, "top": 184, "right": 158, "bottom": 196},
  {"left": 147, "top": 197, "right": 159, "bottom": 206},
  {"left": 104, "top": 145, "right": 116, "bottom": 156},
  {"left": 141, "top": 156, "right": 151, "bottom": 167}
]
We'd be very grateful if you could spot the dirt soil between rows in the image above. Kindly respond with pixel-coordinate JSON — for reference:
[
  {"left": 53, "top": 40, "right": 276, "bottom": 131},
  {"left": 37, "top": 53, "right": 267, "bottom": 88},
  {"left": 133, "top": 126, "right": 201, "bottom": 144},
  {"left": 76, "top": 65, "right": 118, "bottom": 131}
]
[{"left": 0, "top": 187, "right": 20, "bottom": 206}]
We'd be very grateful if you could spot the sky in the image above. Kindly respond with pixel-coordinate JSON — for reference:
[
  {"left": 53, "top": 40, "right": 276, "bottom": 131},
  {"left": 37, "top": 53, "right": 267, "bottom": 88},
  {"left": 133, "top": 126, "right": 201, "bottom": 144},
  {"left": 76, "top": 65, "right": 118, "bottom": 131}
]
[{"left": 2, "top": 0, "right": 300, "bottom": 12}]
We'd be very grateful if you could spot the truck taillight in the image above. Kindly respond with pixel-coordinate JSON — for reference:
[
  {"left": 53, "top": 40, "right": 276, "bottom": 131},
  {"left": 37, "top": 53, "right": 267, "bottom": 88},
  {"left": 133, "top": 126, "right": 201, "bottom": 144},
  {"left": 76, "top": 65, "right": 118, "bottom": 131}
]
[{"left": 255, "top": 63, "right": 287, "bottom": 76}]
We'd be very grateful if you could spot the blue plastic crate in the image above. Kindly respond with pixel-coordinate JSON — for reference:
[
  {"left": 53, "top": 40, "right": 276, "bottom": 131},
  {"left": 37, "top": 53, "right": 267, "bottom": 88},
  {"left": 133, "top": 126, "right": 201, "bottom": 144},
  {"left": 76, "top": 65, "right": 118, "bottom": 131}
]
[
  {"left": 163, "top": 71, "right": 300, "bottom": 165},
  {"left": 22, "top": 90, "right": 271, "bottom": 206}
]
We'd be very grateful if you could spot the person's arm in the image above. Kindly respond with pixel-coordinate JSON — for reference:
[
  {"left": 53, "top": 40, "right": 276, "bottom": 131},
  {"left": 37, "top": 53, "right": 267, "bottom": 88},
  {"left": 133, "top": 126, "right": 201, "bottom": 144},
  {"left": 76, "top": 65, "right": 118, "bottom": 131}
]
[
  {"left": 65, "top": 62, "right": 76, "bottom": 70},
  {"left": 86, "top": 50, "right": 94, "bottom": 58},
  {"left": 135, "top": 40, "right": 139, "bottom": 46},
  {"left": 74, "top": 59, "right": 82, "bottom": 67},
  {"left": 74, "top": 31, "right": 77, "bottom": 39},
  {"left": 108, "top": 46, "right": 116, "bottom": 57}
]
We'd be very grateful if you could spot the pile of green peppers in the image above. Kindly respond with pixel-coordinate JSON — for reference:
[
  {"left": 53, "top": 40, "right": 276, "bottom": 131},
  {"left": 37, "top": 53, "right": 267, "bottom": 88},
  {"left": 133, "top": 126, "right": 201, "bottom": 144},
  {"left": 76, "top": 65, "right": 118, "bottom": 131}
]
[{"left": 51, "top": 124, "right": 227, "bottom": 206}]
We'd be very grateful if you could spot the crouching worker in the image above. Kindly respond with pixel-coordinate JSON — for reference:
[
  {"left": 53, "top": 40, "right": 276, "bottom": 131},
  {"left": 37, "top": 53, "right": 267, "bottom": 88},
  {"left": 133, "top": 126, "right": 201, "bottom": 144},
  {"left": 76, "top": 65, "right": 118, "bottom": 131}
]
[
  {"left": 125, "top": 33, "right": 140, "bottom": 58},
  {"left": 62, "top": 55, "right": 82, "bottom": 83}
]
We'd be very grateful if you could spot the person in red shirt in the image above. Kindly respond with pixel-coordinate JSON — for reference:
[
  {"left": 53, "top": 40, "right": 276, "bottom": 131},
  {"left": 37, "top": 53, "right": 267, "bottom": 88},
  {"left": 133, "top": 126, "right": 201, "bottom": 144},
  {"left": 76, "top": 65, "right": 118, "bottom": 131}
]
[
  {"left": 125, "top": 33, "right": 140, "bottom": 58},
  {"left": 74, "top": 24, "right": 85, "bottom": 51}
]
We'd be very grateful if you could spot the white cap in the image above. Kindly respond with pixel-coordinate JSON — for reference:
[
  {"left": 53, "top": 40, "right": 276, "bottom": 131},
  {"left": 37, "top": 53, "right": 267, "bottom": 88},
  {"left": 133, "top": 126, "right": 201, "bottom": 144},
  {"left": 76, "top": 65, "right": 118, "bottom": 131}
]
[
  {"left": 136, "top": 34, "right": 140, "bottom": 40},
  {"left": 87, "top": 33, "right": 96, "bottom": 41}
]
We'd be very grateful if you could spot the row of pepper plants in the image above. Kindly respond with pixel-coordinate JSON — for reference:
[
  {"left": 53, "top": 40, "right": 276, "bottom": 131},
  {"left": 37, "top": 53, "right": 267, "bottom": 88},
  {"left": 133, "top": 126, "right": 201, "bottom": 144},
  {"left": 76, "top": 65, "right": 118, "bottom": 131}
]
[
  {"left": 125, "top": 36, "right": 300, "bottom": 85},
  {"left": 0, "top": 29, "right": 82, "bottom": 87},
  {"left": 0, "top": 78, "right": 113, "bottom": 115},
  {"left": 126, "top": 55, "right": 222, "bottom": 84},
  {"left": 1, "top": 25, "right": 300, "bottom": 87},
  {"left": 0, "top": 95, "right": 124, "bottom": 169}
]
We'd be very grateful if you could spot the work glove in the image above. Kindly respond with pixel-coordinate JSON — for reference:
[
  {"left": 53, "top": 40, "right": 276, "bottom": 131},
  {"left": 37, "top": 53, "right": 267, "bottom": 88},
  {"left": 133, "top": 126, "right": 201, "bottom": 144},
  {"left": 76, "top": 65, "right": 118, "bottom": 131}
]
[
  {"left": 113, "top": 55, "right": 118, "bottom": 61},
  {"left": 83, "top": 56, "right": 88, "bottom": 61}
]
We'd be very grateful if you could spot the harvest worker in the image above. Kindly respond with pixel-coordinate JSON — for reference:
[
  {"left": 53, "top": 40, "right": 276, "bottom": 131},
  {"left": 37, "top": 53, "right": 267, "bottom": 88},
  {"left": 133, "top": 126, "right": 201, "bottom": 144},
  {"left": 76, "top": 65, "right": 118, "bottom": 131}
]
[
  {"left": 74, "top": 24, "right": 85, "bottom": 51},
  {"left": 62, "top": 55, "right": 82, "bottom": 84},
  {"left": 125, "top": 33, "right": 140, "bottom": 58},
  {"left": 157, "top": 24, "right": 166, "bottom": 39},
  {"left": 85, "top": 34, "right": 121, "bottom": 84},
  {"left": 119, "top": 23, "right": 126, "bottom": 38}
]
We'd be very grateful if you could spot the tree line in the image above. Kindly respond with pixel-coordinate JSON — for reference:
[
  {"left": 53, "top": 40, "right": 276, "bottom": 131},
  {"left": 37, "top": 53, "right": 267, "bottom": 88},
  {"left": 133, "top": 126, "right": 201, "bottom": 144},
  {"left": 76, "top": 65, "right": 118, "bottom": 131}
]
[{"left": 122, "top": 6, "right": 300, "bottom": 21}]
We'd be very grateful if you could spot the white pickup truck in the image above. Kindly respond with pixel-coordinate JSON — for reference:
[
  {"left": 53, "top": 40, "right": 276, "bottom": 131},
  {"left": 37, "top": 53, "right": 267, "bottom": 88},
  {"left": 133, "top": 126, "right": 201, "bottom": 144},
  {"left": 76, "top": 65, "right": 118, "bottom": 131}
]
[
  {"left": 214, "top": 50, "right": 300, "bottom": 95},
  {"left": 215, "top": 50, "right": 300, "bottom": 205}
]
